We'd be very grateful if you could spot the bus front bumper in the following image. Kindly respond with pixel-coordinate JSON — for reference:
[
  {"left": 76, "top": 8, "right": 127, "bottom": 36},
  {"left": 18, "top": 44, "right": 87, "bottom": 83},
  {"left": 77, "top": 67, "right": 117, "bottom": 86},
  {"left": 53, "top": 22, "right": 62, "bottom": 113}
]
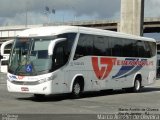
[{"left": 7, "top": 80, "right": 53, "bottom": 95}]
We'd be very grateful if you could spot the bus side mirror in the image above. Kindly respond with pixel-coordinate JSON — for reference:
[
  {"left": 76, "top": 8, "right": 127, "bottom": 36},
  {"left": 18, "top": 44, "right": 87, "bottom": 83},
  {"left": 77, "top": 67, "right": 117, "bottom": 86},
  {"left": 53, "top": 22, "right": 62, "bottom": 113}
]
[{"left": 48, "top": 38, "right": 66, "bottom": 56}]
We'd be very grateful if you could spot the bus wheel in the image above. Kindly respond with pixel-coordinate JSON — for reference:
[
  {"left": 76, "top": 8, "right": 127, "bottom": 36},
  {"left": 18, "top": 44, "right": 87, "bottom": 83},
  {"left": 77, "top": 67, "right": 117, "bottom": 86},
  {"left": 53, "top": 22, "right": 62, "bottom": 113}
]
[
  {"left": 133, "top": 79, "right": 141, "bottom": 92},
  {"left": 125, "top": 78, "right": 141, "bottom": 93},
  {"left": 134, "top": 79, "right": 141, "bottom": 92},
  {"left": 72, "top": 81, "right": 82, "bottom": 98}
]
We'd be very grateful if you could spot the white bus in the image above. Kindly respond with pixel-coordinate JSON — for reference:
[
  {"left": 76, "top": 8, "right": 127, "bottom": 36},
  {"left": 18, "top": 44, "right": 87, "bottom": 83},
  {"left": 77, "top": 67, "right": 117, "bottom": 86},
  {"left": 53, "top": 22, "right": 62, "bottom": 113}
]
[
  {"left": 7, "top": 26, "right": 157, "bottom": 98},
  {"left": 0, "top": 40, "right": 13, "bottom": 73}
]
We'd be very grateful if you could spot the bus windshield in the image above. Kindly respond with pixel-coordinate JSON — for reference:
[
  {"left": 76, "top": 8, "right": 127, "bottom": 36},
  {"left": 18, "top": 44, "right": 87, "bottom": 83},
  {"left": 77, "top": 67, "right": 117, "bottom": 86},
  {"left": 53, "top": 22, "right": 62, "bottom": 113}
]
[
  {"left": 8, "top": 33, "right": 76, "bottom": 76},
  {"left": 8, "top": 37, "right": 53, "bottom": 76}
]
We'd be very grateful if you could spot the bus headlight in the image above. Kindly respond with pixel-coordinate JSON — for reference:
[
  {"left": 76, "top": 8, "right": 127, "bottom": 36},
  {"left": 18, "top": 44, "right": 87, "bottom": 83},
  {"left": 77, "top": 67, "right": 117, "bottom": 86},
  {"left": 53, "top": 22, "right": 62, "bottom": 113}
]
[
  {"left": 38, "top": 75, "right": 57, "bottom": 84},
  {"left": 38, "top": 78, "right": 50, "bottom": 84}
]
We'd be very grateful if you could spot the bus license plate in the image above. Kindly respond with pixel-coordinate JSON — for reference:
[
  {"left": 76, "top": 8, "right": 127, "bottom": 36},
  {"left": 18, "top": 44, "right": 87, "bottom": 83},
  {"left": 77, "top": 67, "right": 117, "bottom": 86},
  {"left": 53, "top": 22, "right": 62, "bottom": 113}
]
[{"left": 21, "top": 87, "right": 29, "bottom": 91}]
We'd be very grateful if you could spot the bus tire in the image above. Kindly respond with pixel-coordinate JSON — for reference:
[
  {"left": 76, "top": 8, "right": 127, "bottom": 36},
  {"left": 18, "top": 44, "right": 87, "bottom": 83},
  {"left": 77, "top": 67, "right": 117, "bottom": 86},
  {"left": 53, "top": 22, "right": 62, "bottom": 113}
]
[
  {"left": 71, "top": 80, "right": 83, "bottom": 98},
  {"left": 125, "top": 77, "right": 141, "bottom": 93},
  {"left": 132, "top": 78, "right": 141, "bottom": 92}
]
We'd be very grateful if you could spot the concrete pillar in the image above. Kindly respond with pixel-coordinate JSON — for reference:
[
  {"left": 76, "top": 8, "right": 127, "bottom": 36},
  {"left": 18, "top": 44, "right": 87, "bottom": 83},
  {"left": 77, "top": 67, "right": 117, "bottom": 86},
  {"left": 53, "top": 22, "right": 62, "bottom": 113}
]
[{"left": 120, "top": 0, "right": 144, "bottom": 36}]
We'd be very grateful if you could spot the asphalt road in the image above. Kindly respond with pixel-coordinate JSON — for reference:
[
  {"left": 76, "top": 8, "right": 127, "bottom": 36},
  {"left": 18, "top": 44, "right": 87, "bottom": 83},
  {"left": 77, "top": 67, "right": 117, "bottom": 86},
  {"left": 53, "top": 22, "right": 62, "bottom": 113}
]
[{"left": 0, "top": 73, "right": 160, "bottom": 120}]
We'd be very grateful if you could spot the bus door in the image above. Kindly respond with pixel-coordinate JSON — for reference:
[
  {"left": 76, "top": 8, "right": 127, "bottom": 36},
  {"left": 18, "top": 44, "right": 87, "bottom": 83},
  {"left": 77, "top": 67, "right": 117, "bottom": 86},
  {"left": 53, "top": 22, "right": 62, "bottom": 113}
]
[{"left": 50, "top": 38, "right": 68, "bottom": 93}]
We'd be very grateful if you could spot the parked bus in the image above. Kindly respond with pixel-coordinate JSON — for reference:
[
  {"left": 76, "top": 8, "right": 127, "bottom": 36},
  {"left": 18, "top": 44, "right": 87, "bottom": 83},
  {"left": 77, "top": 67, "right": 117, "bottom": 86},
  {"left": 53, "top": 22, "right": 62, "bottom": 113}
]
[
  {"left": 0, "top": 40, "right": 13, "bottom": 73},
  {"left": 7, "top": 26, "right": 157, "bottom": 98}
]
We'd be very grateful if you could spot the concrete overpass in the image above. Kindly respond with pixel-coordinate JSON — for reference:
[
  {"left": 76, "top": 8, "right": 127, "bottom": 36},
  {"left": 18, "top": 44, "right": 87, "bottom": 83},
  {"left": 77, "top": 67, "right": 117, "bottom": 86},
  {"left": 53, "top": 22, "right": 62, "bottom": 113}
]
[
  {"left": 49, "top": 17, "right": 160, "bottom": 33},
  {"left": 0, "top": 17, "right": 160, "bottom": 43}
]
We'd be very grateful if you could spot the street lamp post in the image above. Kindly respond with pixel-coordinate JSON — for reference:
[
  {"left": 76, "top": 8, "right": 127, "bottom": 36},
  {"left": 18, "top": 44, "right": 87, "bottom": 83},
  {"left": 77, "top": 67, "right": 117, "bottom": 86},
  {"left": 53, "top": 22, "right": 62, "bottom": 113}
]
[{"left": 44, "top": 6, "right": 55, "bottom": 25}]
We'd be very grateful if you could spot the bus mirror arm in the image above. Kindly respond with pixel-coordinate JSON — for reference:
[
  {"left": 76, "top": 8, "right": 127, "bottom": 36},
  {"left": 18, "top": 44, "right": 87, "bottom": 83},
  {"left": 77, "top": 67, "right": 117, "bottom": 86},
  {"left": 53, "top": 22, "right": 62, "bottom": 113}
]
[{"left": 48, "top": 38, "right": 66, "bottom": 56}]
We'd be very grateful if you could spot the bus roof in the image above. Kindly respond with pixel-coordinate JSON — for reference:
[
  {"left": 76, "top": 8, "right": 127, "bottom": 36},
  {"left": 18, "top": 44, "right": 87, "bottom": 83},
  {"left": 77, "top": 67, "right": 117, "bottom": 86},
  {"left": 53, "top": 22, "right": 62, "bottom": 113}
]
[
  {"left": 17, "top": 25, "right": 156, "bottom": 42},
  {"left": 17, "top": 26, "right": 78, "bottom": 37}
]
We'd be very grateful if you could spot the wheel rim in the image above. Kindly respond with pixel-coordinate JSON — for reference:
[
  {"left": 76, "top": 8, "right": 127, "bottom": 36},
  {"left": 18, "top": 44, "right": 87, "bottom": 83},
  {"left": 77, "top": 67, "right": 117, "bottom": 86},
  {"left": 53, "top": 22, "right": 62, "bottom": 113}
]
[
  {"left": 135, "top": 80, "right": 140, "bottom": 91},
  {"left": 74, "top": 83, "right": 81, "bottom": 95}
]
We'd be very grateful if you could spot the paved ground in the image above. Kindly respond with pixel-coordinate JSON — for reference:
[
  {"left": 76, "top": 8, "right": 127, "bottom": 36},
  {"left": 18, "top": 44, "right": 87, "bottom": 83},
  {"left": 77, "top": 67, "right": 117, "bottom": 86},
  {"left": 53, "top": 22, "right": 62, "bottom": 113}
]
[
  {"left": 0, "top": 73, "right": 160, "bottom": 120},
  {"left": 0, "top": 73, "right": 6, "bottom": 84}
]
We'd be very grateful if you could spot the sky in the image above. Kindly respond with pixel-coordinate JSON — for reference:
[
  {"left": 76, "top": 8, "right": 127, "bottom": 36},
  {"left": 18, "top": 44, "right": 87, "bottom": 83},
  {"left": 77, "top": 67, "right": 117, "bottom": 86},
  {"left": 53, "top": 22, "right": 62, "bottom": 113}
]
[
  {"left": 0, "top": 0, "right": 121, "bottom": 25},
  {"left": 0, "top": 0, "right": 160, "bottom": 38},
  {"left": 0, "top": 0, "right": 160, "bottom": 25}
]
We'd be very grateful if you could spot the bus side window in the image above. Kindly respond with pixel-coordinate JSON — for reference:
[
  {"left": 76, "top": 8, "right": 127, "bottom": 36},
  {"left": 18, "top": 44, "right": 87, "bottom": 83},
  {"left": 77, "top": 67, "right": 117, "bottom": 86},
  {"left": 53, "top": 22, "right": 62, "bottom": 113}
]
[
  {"left": 54, "top": 47, "right": 65, "bottom": 66},
  {"left": 74, "top": 34, "right": 93, "bottom": 60}
]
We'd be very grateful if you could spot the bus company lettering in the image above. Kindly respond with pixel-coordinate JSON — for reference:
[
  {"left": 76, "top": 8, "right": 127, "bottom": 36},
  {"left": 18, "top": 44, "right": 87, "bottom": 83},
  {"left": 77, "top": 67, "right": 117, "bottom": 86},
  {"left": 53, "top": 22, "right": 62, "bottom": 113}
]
[
  {"left": 92, "top": 57, "right": 154, "bottom": 80},
  {"left": 115, "top": 59, "right": 153, "bottom": 66}
]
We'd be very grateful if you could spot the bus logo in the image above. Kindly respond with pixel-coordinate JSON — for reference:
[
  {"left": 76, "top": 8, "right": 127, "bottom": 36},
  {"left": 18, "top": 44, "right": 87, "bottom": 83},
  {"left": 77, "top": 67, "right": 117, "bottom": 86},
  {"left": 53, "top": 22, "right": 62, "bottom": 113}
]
[{"left": 92, "top": 57, "right": 116, "bottom": 80}]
